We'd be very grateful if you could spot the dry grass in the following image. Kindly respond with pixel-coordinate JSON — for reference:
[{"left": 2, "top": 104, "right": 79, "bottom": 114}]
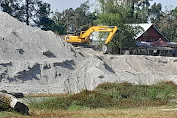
[{"left": 2, "top": 106, "right": 177, "bottom": 118}]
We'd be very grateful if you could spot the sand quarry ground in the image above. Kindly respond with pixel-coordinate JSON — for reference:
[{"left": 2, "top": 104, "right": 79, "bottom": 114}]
[{"left": 0, "top": 11, "right": 177, "bottom": 94}]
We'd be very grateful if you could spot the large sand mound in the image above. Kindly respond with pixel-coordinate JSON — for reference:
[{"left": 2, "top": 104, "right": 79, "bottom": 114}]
[
  {"left": 0, "top": 12, "right": 116, "bottom": 94},
  {"left": 0, "top": 12, "right": 79, "bottom": 61},
  {"left": 102, "top": 55, "right": 177, "bottom": 84},
  {"left": 0, "top": 11, "right": 177, "bottom": 94}
]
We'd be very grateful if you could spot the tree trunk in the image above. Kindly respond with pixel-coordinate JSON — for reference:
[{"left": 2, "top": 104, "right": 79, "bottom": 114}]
[{"left": 26, "top": 0, "right": 29, "bottom": 25}]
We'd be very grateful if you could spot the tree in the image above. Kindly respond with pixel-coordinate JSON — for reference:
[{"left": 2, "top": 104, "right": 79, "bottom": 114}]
[
  {"left": 74, "top": 1, "right": 96, "bottom": 31},
  {"left": 23, "top": 0, "right": 40, "bottom": 25},
  {"left": 0, "top": 0, "right": 45, "bottom": 26},
  {"left": 0, "top": 0, "right": 15, "bottom": 15},
  {"left": 173, "top": 7, "right": 177, "bottom": 20},
  {"left": 50, "top": 1, "right": 97, "bottom": 35},
  {"left": 0, "top": 0, "right": 23, "bottom": 18},
  {"left": 51, "top": 11, "right": 66, "bottom": 34},
  {"left": 149, "top": 3, "right": 162, "bottom": 26},
  {"left": 0, "top": 0, "right": 26, "bottom": 22},
  {"left": 96, "top": 0, "right": 153, "bottom": 23},
  {"left": 153, "top": 6, "right": 177, "bottom": 42},
  {"left": 118, "top": 0, "right": 149, "bottom": 22},
  {"left": 95, "top": 0, "right": 139, "bottom": 54},
  {"left": 35, "top": 1, "right": 53, "bottom": 30}
]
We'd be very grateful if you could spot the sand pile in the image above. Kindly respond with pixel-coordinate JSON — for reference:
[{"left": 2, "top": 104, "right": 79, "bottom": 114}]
[
  {"left": 81, "top": 48, "right": 177, "bottom": 85},
  {"left": 101, "top": 55, "right": 177, "bottom": 84},
  {"left": 0, "top": 11, "right": 177, "bottom": 94},
  {"left": 0, "top": 12, "right": 116, "bottom": 94},
  {"left": 0, "top": 12, "right": 80, "bottom": 61}
]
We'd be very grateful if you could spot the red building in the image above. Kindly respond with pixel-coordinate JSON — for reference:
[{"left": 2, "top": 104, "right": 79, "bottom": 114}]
[
  {"left": 136, "top": 23, "right": 168, "bottom": 42},
  {"left": 132, "top": 23, "right": 177, "bottom": 56}
]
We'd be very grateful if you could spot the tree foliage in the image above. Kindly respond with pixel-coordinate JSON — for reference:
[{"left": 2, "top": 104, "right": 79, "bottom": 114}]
[
  {"left": 51, "top": 0, "right": 97, "bottom": 34},
  {"left": 0, "top": 0, "right": 24, "bottom": 21},
  {"left": 95, "top": 0, "right": 177, "bottom": 53},
  {"left": 0, "top": 0, "right": 176, "bottom": 43},
  {"left": 95, "top": 0, "right": 143, "bottom": 53},
  {"left": 158, "top": 7, "right": 177, "bottom": 41},
  {"left": 149, "top": 5, "right": 177, "bottom": 41},
  {"left": 173, "top": 7, "right": 177, "bottom": 20},
  {"left": 0, "top": 0, "right": 96, "bottom": 35},
  {"left": 0, "top": 0, "right": 50, "bottom": 26}
]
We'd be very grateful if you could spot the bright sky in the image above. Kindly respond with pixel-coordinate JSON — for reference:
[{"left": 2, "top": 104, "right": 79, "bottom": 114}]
[{"left": 42, "top": 0, "right": 177, "bottom": 12}]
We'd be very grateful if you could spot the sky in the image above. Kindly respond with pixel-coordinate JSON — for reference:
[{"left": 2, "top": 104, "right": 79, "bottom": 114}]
[{"left": 42, "top": 0, "right": 177, "bottom": 12}]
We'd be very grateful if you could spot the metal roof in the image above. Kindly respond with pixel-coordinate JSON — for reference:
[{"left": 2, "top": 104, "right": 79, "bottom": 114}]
[{"left": 151, "top": 39, "right": 169, "bottom": 47}]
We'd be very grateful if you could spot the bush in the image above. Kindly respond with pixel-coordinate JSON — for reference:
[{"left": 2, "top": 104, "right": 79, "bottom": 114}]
[{"left": 0, "top": 100, "right": 12, "bottom": 111}]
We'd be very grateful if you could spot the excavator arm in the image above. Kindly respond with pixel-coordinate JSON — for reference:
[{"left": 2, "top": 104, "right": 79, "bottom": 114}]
[{"left": 65, "top": 26, "right": 118, "bottom": 53}]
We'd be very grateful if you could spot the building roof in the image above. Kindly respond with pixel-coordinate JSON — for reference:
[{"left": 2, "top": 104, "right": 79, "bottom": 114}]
[
  {"left": 130, "top": 23, "right": 152, "bottom": 39},
  {"left": 136, "top": 41, "right": 152, "bottom": 47},
  {"left": 151, "top": 39, "right": 169, "bottom": 47},
  {"left": 166, "top": 42, "right": 177, "bottom": 47},
  {"left": 130, "top": 23, "right": 168, "bottom": 41}
]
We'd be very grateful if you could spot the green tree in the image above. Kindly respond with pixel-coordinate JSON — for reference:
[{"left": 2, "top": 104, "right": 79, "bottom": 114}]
[
  {"left": 0, "top": 0, "right": 24, "bottom": 21},
  {"left": 133, "top": 0, "right": 152, "bottom": 23},
  {"left": 95, "top": 1, "right": 139, "bottom": 54},
  {"left": 149, "top": 4, "right": 177, "bottom": 42},
  {"left": 149, "top": 3, "right": 162, "bottom": 26},
  {"left": 35, "top": 1, "right": 53, "bottom": 30},
  {"left": 52, "top": 11, "right": 66, "bottom": 34},
  {"left": 0, "top": 0, "right": 46, "bottom": 26},
  {"left": 23, "top": 0, "right": 41, "bottom": 25},
  {"left": 74, "top": 1, "right": 96, "bottom": 32},
  {"left": 96, "top": 0, "right": 152, "bottom": 23},
  {"left": 0, "top": 0, "right": 15, "bottom": 15},
  {"left": 173, "top": 7, "right": 177, "bottom": 20},
  {"left": 51, "top": 1, "right": 97, "bottom": 35},
  {"left": 159, "top": 7, "right": 177, "bottom": 41}
]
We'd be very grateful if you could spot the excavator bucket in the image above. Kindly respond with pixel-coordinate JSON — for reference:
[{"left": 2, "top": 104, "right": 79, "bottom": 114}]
[{"left": 102, "top": 45, "right": 108, "bottom": 54}]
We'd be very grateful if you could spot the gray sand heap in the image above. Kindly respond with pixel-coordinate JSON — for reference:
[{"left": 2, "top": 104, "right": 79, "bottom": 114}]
[
  {"left": 0, "top": 11, "right": 116, "bottom": 94},
  {"left": 0, "top": 11, "right": 177, "bottom": 94},
  {"left": 0, "top": 11, "right": 79, "bottom": 61}
]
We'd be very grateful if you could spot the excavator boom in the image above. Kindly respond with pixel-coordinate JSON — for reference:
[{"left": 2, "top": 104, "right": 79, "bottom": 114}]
[{"left": 65, "top": 26, "right": 118, "bottom": 53}]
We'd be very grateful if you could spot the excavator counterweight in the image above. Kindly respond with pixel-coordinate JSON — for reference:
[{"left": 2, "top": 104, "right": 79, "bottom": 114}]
[{"left": 65, "top": 26, "right": 118, "bottom": 54}]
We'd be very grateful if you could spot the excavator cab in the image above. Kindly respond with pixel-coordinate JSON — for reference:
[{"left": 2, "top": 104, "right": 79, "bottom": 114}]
[
  {"left": 67, "top": 25, "right": 76, "bottom": 35},
  {"left": 65, "top": 26, "right": 118, "bottom": 54}
]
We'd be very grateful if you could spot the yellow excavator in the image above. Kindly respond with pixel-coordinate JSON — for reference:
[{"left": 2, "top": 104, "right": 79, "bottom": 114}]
[{"left": 65, "top": 26, "right": 118, "bottom": 54}]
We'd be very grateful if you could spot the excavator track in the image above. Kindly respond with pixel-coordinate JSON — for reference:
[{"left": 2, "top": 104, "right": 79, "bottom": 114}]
[{"left": 72, "top": 43, "right": 92, "bottom": 48}]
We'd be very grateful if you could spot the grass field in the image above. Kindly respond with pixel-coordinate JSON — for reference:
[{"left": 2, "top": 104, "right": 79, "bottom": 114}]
[
  {"left": 1, "top": 81, "right": 177, "bottom": 118},
  {"left": 29, "top": 81, "right": 177, "bottom": 110},
  {"left": 1, "top": 106, "right": 177, "bottom": 118}
]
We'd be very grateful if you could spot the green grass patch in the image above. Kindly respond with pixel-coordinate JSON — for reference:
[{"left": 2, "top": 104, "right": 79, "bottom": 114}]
[
  {"left": 0, "top": 101, "right": 12, "bottom": 112},
  {"left": 30, "top": 81, "right": 177, "bottom": 110}
]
